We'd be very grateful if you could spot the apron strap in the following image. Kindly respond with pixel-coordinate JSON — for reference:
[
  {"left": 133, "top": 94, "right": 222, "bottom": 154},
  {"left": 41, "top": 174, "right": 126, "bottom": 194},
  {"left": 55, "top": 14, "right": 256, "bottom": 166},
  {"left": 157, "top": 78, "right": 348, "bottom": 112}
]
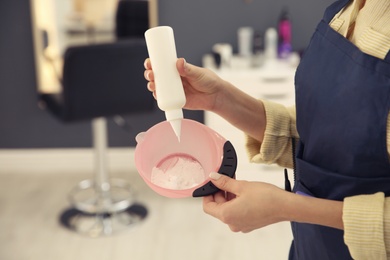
[{"left": 323, "top": 0, "right": 352, "bottom": 23}]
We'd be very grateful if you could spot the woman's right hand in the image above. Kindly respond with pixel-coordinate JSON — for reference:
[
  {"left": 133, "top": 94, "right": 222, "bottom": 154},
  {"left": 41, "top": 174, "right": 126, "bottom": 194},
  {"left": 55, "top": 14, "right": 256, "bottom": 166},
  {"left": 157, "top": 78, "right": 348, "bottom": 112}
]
[
  {"left": 144, "top": 57, "right": 225, "bottom": 112},
  {"left": 145, "top": 57, "right": 267, "bottom": 142}
]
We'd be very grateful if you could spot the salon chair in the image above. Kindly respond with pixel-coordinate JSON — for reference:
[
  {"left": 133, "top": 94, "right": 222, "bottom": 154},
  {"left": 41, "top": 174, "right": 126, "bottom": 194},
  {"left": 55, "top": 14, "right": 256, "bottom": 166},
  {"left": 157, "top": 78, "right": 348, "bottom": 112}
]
[
  {"left": 39, "top": 39, "right": 154, "bottom": 237},
  {"left": 115, "top": 0, "right": 149, "bottom": 39}
]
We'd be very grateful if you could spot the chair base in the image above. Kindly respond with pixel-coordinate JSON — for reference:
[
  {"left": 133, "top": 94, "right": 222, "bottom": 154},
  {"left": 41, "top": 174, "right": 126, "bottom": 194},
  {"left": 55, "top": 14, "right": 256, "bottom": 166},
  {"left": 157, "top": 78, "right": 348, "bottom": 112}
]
[
  {"left": 59, "top": 203, "right": 148, "bottom": 237},
  {"left": 68, "top": 178, "right": 136, "bottom": 214},
  {"left": 60, "top": 178, "right": 148, "bottom": 237}
]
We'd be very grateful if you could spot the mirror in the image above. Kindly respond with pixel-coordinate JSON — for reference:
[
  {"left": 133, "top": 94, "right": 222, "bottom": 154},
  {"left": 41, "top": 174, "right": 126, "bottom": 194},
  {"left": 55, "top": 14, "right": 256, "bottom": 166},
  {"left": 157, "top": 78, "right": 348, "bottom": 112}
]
[{"left": 30, "top": 0, "right": 158, "bottom": 93}]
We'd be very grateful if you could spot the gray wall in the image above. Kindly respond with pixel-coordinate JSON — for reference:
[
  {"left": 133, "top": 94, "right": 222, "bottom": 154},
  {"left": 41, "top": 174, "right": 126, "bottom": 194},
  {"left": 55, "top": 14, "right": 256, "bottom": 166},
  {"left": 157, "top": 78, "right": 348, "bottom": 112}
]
[
  {"left": 158, "top": 0, "right": 335, "bottom": 65},
  {"left": 0, "top": 0, "right": 334, "bottom": 149}
]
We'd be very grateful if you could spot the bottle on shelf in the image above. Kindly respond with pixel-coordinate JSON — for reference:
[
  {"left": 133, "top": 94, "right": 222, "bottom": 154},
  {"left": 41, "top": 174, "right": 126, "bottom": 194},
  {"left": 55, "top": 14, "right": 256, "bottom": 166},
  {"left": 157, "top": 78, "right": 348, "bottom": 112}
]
[{"left": 277, "top": 7, "right": 292, "bottom": 59}]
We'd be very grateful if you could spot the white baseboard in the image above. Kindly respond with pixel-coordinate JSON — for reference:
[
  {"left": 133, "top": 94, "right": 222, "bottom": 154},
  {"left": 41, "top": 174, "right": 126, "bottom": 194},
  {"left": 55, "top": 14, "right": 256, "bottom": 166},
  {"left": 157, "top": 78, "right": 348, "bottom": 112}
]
[{"left": 0, "top": 148, "right": 136, "bottom": 175}]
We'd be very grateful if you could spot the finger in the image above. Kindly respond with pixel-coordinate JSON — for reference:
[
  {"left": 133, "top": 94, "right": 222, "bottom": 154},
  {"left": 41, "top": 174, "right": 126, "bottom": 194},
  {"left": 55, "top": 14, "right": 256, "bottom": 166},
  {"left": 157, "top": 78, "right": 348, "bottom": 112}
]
[
  {"left": 176, "top": 58, "right": 186, "bottom": 75},
  {"left": 144, "top": 70, "right": 154, "bottom": 82},
  {"left": 209, "top": 172, "right": 242, "bottom": 195},
  {"left": 213, "top": 190, "right": 228, "bottom": 204},
  {"left": 147, "top": 82, "right": 155, "bottom": 92},
  {"left": 144, "top": 58, "right": 151, "bottom": 69},
  {"left": 176, "top": 58, "right": 200, "bottom": 78},
  {"left": 144, "top": 70, "right": 150, "bottom": 81},
  {"left": 202, "top": 195, "right": 222, "bottom": 219},
  {"left": 202, "top": 191, "right": 226, "bottom": 205},
  {"left": 203, "top": 194, "right": 214, "bottom": 205}
]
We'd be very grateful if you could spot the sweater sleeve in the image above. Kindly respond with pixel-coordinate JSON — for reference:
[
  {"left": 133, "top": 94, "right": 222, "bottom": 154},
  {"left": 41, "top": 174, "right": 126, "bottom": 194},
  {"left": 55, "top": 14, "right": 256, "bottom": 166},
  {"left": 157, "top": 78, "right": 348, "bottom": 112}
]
[
  {"left": 343, "top": 193, "right": 389, "bottom": 259},
  {"left": 246, "top": 100, "right": 390, "bottom": 259},
  {"left": 245, "top": 99, "right": 298, "bottom": 169}
]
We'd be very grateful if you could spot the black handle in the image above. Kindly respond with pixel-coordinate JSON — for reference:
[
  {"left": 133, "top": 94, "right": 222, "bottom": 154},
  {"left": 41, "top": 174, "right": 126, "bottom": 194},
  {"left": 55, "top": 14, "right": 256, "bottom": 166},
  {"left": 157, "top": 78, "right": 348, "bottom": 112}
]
[{"left": 192, "top": 141, "right": 237, "bottom": 197}]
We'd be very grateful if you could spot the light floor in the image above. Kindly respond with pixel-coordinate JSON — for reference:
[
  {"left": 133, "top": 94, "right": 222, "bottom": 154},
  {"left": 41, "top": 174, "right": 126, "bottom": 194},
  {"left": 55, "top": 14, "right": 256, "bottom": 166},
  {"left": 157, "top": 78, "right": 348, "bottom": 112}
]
[{"left": 0, "top": 153, "right": 293, "bottom": 260}]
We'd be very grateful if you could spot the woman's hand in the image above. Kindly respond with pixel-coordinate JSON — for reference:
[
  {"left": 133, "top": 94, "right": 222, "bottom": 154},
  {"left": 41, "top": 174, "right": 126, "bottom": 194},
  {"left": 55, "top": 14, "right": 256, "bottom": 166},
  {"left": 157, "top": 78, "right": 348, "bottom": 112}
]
[
  {"left": 203, "top": 172, "right": 290, "bottom": 233},
  {"left": 203, "top": 172, "right": 344, "bottom": 233},
  {"left": 144, "top": 58, "right": 224, "bottom": 112},
  {"left": 144, "top": 57, "right": 267, "bottom": 142}
]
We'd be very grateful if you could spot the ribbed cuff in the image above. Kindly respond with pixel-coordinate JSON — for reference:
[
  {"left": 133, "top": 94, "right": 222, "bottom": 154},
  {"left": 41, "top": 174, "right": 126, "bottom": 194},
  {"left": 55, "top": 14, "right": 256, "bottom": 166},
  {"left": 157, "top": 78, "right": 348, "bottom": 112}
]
[
  {"left": 245, "top": 99, "right": 296, "bottom": 168},
  {"left": 343, "top": 192, "right": 386, "bottom": 260}
]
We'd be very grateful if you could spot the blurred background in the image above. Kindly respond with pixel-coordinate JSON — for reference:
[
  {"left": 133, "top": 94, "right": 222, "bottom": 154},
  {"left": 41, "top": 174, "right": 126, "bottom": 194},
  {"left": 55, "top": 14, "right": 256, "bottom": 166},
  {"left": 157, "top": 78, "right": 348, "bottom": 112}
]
[
  {"left": 0, "top": 0, "right": 334, "bottom": 259},
  {"left": 0, "top": 0, "right": 333, "bottom": 149}
]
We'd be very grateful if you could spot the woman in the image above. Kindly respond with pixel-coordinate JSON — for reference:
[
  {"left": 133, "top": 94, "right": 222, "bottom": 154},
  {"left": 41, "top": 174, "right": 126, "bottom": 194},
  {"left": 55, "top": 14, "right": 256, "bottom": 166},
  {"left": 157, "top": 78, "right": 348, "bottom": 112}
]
[{"left": 144, "top": 0, "right": 390, "bottom": 258}]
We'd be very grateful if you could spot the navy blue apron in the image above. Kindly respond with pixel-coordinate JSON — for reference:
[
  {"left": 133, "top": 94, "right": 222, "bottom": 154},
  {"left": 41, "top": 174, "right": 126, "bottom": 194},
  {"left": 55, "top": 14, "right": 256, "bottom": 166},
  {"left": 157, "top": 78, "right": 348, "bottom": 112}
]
[{"left": 290, "top": 0, "right": 390, "bottom": 259}]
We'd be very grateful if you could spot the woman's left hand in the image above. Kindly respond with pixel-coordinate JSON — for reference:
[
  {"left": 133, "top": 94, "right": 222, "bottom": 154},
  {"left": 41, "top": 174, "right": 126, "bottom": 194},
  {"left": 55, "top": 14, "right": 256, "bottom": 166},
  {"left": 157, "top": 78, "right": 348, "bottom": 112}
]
[
  {"left": 203, "top": 172, "right": 291, "bottom": 233},
  {"left": 203, "top": 172, "right": 344, "bottom": 232}
]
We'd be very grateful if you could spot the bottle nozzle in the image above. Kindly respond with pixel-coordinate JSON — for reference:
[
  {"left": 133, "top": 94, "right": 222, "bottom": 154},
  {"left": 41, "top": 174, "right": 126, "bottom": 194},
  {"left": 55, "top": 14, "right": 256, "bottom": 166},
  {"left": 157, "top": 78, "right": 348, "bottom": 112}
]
[
  {"left": 165, "top": 109, "right": 183, "bottom": 142},
  {"left": 169, "top": 118, "right": 182, "bottom": 142}
]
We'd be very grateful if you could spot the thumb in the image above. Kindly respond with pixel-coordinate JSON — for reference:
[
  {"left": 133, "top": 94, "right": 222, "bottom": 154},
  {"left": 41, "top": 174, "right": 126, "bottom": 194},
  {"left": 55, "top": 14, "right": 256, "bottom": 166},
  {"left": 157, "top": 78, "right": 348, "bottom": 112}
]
[
  {"left": 176, "top": 58, "right": 201, "bottom": 78},
  {"left": 209, "top": 172, "right": 241, "bottom": 195}
]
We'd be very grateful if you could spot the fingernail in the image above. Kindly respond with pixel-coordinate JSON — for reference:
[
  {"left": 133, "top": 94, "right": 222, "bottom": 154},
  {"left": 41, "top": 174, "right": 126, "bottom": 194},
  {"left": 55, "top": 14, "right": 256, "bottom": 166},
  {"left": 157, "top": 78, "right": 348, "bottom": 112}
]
[
  {"left": 145, "top": 71, "right": 150, "bottom": 81},
  {"left": 183, "top": 58, "right": 187, "bottom": 71},
  {"left": 209, "top": 172, "right": 222, "bottom": 180}
]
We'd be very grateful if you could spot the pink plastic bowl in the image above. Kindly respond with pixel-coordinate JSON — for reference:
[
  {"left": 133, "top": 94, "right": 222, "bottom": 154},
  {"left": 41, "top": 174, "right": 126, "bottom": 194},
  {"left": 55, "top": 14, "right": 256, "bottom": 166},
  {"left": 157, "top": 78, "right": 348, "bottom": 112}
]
[{"left": 134, "top": 119, "right": 237, "bottom": 198}]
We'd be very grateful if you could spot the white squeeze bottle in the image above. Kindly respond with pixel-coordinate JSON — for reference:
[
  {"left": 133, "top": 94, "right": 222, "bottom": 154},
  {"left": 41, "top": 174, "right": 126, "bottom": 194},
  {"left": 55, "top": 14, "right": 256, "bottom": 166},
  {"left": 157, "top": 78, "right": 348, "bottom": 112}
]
[{"left": 144, "top": 26, "right": 186, "bottom": 141}]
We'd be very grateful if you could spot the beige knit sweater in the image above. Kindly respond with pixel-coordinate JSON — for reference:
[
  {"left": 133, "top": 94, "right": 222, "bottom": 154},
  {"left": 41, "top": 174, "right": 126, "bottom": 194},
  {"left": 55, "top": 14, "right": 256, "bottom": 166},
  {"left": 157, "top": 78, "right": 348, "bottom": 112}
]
[{"left": 245, "top": 0, "right": 390, "bottom": 259}]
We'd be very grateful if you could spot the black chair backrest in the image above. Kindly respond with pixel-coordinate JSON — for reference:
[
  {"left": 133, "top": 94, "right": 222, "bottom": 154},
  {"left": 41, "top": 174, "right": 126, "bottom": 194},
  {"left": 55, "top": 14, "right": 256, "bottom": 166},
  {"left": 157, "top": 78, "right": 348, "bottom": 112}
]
[
  {"left": 58, "top": 39, "right": 153, "bottom": 122},
  {"left": 115, "top": 0, "right": 149, "bottom": 39}
]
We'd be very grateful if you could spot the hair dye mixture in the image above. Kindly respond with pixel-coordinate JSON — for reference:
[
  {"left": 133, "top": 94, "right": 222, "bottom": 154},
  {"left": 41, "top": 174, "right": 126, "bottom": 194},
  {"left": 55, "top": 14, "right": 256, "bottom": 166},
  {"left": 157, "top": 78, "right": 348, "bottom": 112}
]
[{"left": 151, "top": 154, "right": 206, "bottom": 190}]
